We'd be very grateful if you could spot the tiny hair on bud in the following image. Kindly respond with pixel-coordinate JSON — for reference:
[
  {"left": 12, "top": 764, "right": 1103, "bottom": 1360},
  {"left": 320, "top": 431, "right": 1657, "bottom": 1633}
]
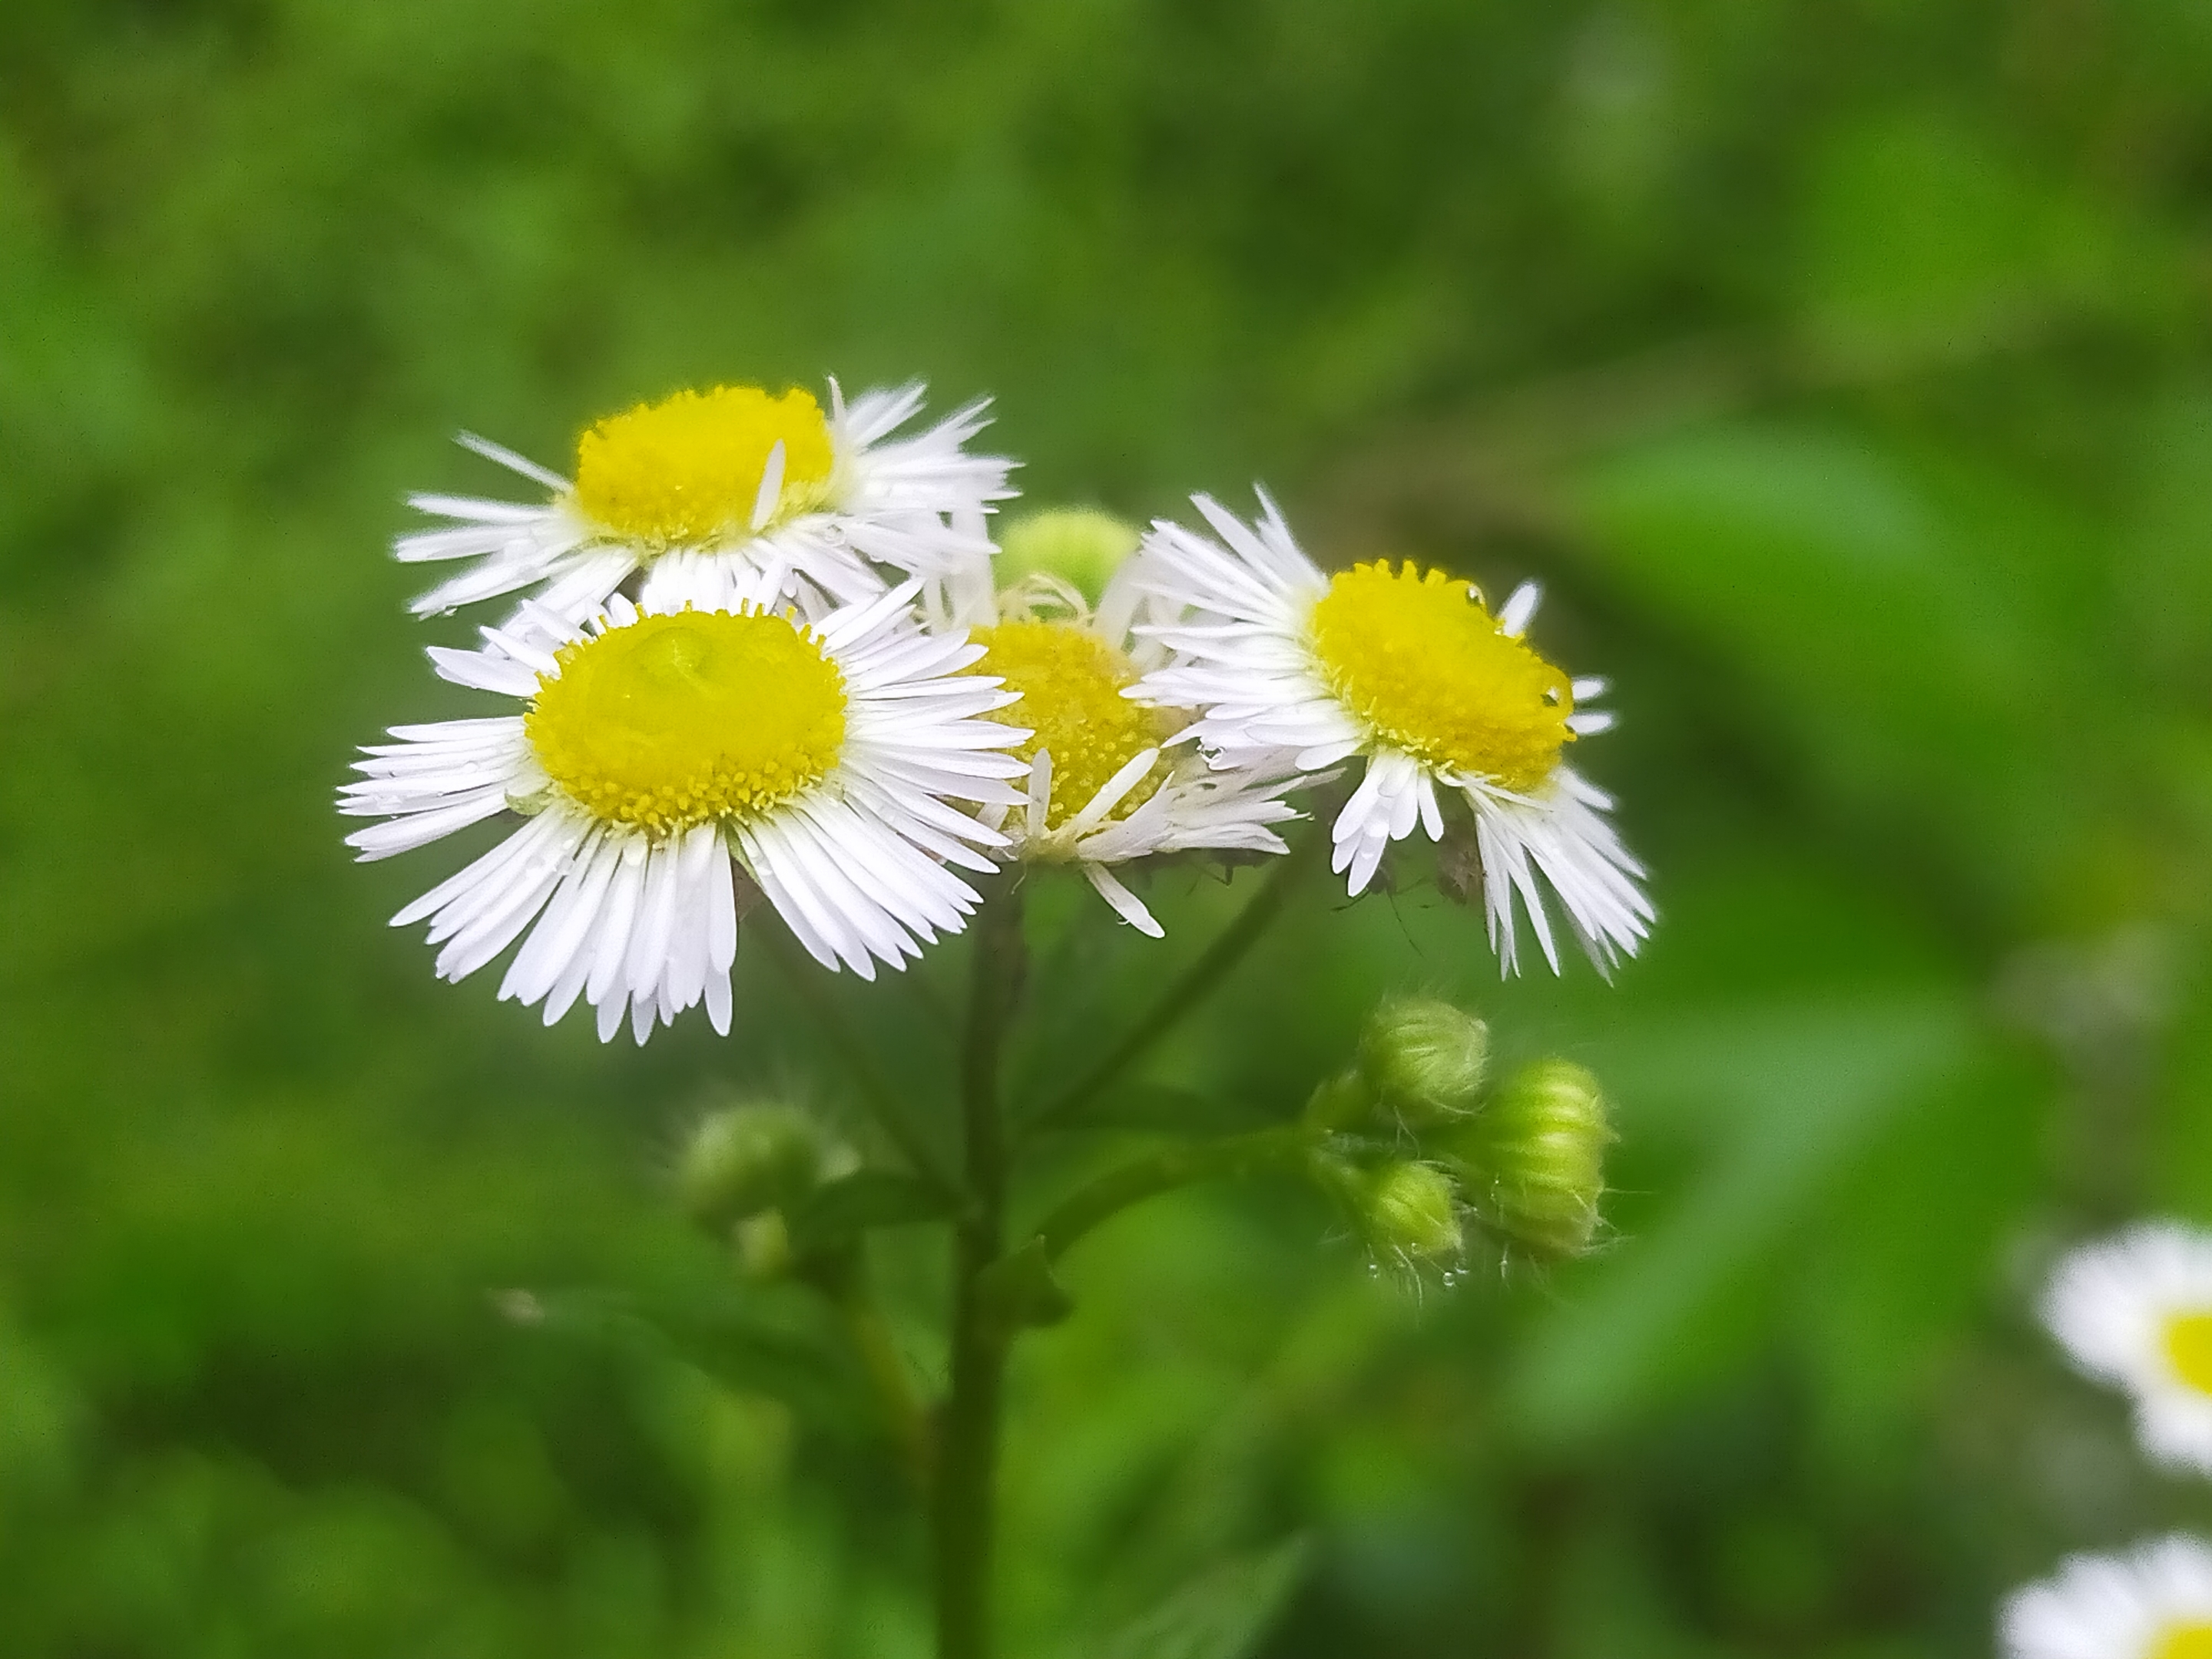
[
  {"left": 1445, "top": 1058, "right": 1611, "bottom": 1263},
  {"left": 1358, "top": 995, "right": 1491, "bottom": 1128}
]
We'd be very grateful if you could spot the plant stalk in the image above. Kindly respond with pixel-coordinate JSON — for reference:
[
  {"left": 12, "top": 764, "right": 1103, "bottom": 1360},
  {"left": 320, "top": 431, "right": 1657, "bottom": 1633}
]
[
  {"left": 935, "top": 879, "right": 1026, "bottom": 1659},
  {"left": 1027, "top": 1124, "right": 1324, "bottom": 1265},
  {"left": 838, "top": 1267, "right": 932, "bottom": 1488},
  {"left": 1025, "top": 829, "right": 1323, "bottom": 1136}
]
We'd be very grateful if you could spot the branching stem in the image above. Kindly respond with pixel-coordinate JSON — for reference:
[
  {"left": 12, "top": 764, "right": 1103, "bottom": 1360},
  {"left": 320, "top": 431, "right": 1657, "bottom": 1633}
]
[
  {"left": 1026, "top": 1124, "right": 1326, "bottom": 1266},
  {"left": 1024, "top": 830, "right": 1323, "bottom": 1137}
]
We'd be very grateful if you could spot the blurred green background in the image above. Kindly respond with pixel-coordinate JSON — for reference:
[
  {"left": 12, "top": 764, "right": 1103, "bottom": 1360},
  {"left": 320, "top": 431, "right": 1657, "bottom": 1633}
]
[{"left": 8, "top": 1, "right": 2212, "bottom": 1654}]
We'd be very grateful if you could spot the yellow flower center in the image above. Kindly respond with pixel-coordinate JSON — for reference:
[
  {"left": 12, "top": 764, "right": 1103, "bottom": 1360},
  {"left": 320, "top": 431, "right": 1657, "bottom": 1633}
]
[
  {"left": 2164, "top": 1311, "right": 2212, "bottom": 1396},
  {"left": 2154, "top": 1624, "right": 2212, "bottom": 1659},
  {"left": 1308, "top": 560, "right": 1575, "bottom": 793},
  {"left": 525, "top": 610, "right": 846, "bottom": 836},
  {"left": 972, "top": 619, "right": 1173, "bottom": 833},
  {"left": 571, "top": 385, "right": 837, "bottom": 548}
]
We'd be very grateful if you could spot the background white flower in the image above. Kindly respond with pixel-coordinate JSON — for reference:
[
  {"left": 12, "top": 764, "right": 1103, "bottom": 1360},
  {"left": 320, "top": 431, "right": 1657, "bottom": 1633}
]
[
  {"left": 2002, "top": 1535, "right": 2212, "bottom": 1659},
  {"left": 2043, "top": 1221, "right": 2212, "bottom": 1475},
  {"left": 395, "top": 380, "right": 1011, "bottom": 624},
  {"left": 1128, "top": 490, "right": 1651, "bottom": 974},
  {"left": 339, "top": 581, "right": 1027, "bottom": 1042}
]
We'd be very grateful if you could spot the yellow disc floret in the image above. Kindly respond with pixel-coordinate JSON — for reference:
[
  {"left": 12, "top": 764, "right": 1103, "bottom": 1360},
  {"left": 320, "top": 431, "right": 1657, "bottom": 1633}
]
[
  {"left": 1310, "top": 560, "right": 1573, "bottom": 793},
  {"left": 526, "top": 609, "right": 846, "bottom": 836},
  {"left": 2165, "top": 1310, "right": 2212, "bottom": 1396},
  {"left": 2156, "top": 1625, "right": 2212, "bottom": 1659},
  {"left": 972, "top": 620, "right": 1174, "bottom": 833},
  {"left": 571, "top": 385, "right": 837, "bottom": 548}
]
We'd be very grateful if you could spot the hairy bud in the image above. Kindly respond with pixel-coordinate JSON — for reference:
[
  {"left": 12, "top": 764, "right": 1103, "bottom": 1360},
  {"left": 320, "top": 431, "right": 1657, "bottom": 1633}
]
[
  {"left": 998, "top": 508, "right": 1141, "bottom": 603},
  {"left": 1446, "top": 1059, "right": 1611, "bottom": 1263},
  {"left": 675, "top": 1103, "right": 823, "bottom": 1236},
  {"left": 1358, "top": 996, "right": 1490, "bottom": 1127},
  {"left": 1359, "top": 1161, "right": 1464, "bottom": 1263}
]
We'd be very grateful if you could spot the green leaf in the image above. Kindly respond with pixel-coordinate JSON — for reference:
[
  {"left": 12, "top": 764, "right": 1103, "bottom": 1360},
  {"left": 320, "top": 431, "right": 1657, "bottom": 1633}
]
[
  {"left": 500, "top": 1284, "right": 869, "bottom": 1431},
  {"left": 1505, "top": 995, "right": 1978, "bottom": 1443},
  {"left": 976, "top": 1237, "right": 1075, "bottom": 1337},
  {"left": 784, "top": 1171, "right": 960, "bottom": 1252},
  {"left": 1098, "top": 1536, "right": 1313, "bottom": 1659}
]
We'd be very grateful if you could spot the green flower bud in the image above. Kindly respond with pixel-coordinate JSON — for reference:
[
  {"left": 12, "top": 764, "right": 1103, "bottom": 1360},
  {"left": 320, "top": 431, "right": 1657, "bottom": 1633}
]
[
  {"left": 998, "top": 508, "right": 1141, "bottom": 603},
  {"left": 1358, "top": 996, "right": 1490, "bottom": 1127},
  {"left": 1359, "top": 1161, "right": 1464, "bottom": 1263},
  {"left": 1446, "top": 1059, "right": 1611, "bottom": 1263},
  {"left": 675, "top": 1103, "right": 823, "bottom": 1236}
]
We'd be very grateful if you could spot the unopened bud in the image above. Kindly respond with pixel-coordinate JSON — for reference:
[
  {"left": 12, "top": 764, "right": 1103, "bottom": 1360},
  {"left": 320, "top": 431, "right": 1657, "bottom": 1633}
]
[
  {"left": 1446, "top": 1059, "right": 1611, "bottom": 1263},
  {"left": 1359, "top": 1161, "right": 1464, "bottom": 1263},
  {"left": 998, "top": 508, "right": 1141, "bottom": 603},
  {"left": 1359, "top": 996, "right": 1490, "bottom": 1127},
  {"left": 676, "top": 1103, "right": 823, "bottom": 1236}
]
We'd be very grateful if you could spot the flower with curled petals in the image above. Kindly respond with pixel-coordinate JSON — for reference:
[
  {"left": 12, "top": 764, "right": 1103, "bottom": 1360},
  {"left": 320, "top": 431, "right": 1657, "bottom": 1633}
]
[
  {"left": 1128, "top": 491, "right": 1651, "bottom": 975},
  {"left": 947, "top": 567, "right": 1305, "bottom": 937}
]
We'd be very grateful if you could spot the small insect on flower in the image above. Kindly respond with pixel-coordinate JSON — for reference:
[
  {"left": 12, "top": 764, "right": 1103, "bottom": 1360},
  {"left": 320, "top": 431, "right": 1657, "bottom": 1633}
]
[
  {"left": 1128, "top": 491, "right": 1653, "bottom": 975},
  {"left": 394, "top": 381, "right": 1012, "bottom": 624},
  {"left": 2002, "top": 1535, "right": 2212, "bottom": 1659},
  {"left": 338, "top": 578, "right": 1028, "bottom": 1043},
  {"left": 2042, "top": 1221, "right": 2212, "bottom": 1477},
  {"left": 945, "top": 546, "right": 1306, "bottom": 938}
]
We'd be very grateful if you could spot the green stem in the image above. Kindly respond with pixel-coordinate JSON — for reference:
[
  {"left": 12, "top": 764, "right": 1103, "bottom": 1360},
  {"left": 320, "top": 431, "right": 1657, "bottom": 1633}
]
[
  {"left": 836, "top": 1261, "right": 932, "bottom": 1489},
  {"left": 767, "top": 926, "right": 962, "bottom": 1201},
  {"left": 935, "top": 880, "right": 1026, "bottom": 1659},
  {"left": 1025, "top": 830, "right": 1323, "bottom": 1137},
  {"left": 1028, "top": 1125, "right": 1325, "bottom": 1265}
]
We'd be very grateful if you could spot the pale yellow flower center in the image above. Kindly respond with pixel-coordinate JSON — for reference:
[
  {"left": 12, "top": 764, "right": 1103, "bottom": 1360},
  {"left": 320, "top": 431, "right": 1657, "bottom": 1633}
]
[
  {"left": 972, "top": 620, "right": 1172, "bottom": 833},
  {"left": 2164, "top": 1310, "right": 2212, "bottom": 1396},
  {"left": 526, "top": 610, "right": 846, "bottom": 836},
  {"left": 571, "top": 385, "right": 836, "bottom": 548},
  {"left": 1308, "top": 560, "right": 1574, "bottom": 793},
  {"left": 2154, "top": 1623, "right": 2212, "bottom": 1659}
]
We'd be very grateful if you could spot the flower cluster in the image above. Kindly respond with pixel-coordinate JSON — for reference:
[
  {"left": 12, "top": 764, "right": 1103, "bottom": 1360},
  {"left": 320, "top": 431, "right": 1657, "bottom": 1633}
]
[
  {"left": 1308, "top": 996, "right": 1614, "bottom": 1273},
  {"left": 2002, "top": 1224, "right": 2212, "bottom": 1657},
  {"left": 342, "top": 379, "right": 1655, "bottom": 1041}
]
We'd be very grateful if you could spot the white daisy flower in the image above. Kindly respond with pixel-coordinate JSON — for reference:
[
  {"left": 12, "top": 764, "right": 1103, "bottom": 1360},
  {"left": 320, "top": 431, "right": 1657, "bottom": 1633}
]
[
  {"left": 2002, "top": 1535, "right": 2212, "bottom": 1659},
  {"left": 338, "top": 578, "right": 1028, "bottom": 1043},
  {"left": 395, "top": 380, "right": 1012, "bottom": 624},
  {"left": 946, "top": 565, "right": 1304, "bottom": 938},
  {"left": 1127, "top": 491, "right": 1652, "bottom": 975},
  {"left": 2043, "top": 1221, "right": 2212, "bottom": 1475}
]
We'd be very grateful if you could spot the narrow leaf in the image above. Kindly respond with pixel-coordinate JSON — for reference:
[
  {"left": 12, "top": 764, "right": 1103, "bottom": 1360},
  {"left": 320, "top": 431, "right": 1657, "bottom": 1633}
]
[{"left": 1098, "top": 1536, "right": 1312, "bottom": 1659}]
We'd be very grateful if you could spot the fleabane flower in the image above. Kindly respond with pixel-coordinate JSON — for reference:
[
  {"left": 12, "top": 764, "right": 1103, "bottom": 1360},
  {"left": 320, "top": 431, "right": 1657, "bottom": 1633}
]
[
  {"left": 338, "top": 579, "right": 1028, "bottom": 1043},
  {"left": 1129, "top": 491, "right": 1651, "bottom": 975},
  {"left": 396, "top": 381, "right": 1011, "bottom": 624},
  {"left": 2002, "top": 1536, "right": 2212, "bottom": 1659},
  {"left": 2042, "top": 1222, "right": 2212, "bottom": 1475},
  {"left": 949, "top": 568, "right": 1303, "bottom": 937}
]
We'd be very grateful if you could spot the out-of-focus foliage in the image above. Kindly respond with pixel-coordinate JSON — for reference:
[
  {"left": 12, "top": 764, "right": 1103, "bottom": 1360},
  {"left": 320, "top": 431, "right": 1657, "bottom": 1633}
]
[{"left": 5, "top": 1, "right": 2212, "bottom": 1654}]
